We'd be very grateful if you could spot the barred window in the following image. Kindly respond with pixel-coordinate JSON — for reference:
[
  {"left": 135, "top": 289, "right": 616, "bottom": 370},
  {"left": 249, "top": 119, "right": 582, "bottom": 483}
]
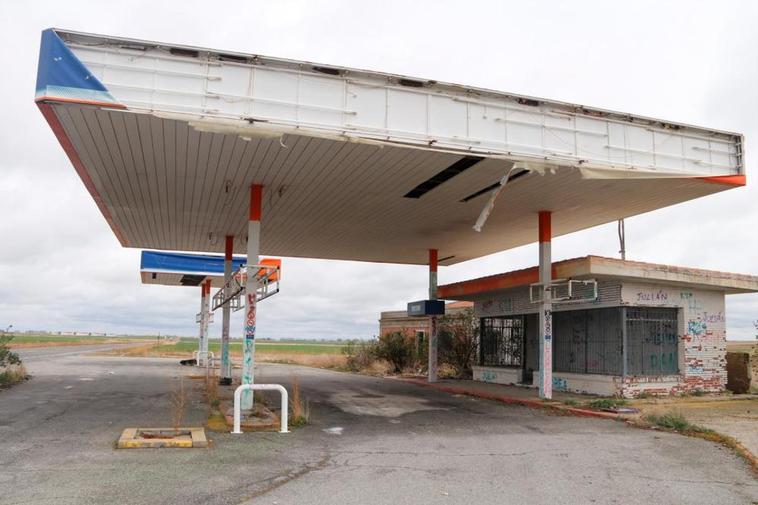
[
  {"left": 626, "top": 307, "right": 679, "bottom": 375},
  {"left": 480, "top": 316, "right": 523, "bottom": 367},
  {"left": 478, "top": 306, "right": 679, "bottom": 377},
  {"left": 553, "top": 308, "right": 623, "bottom": 375}
]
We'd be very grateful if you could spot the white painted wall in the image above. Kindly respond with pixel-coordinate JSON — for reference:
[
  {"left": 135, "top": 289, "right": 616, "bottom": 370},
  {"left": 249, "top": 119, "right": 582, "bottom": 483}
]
[{"left": 473, "top": 365, "right": 522, "bottom": 385}]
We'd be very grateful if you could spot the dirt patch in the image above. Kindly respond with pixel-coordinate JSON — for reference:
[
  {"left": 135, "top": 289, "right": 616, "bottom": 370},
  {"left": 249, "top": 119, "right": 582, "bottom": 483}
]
[{"left": 638, "top": 397, "right": 758, "bottom": 459}]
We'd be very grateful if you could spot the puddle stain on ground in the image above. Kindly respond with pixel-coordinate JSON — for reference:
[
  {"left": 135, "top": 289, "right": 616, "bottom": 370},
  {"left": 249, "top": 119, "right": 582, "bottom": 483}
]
[{"left": 328, "top": 390, "right": 451, "bottom": 418}]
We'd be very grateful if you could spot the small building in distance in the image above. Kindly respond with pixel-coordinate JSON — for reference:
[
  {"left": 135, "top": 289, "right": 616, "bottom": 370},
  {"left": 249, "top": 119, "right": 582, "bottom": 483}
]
[
  {"left": 437, "top": 256, "right": 758, "bottom": 397},
  {"left": 379, "top": 301, "right": 473, "bottom": 338}
]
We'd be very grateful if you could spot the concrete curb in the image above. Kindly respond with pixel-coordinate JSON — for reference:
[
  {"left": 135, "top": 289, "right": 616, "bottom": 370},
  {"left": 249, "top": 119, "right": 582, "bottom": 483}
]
[
  {"left": 401, "top": 377, "right": 758, "bottom": 475},
  {"left": 117, "top": 427, "right": 208, "bottom": 448},
  {"left": 400, "top": 377, "right": 619, "bottom": 420}
]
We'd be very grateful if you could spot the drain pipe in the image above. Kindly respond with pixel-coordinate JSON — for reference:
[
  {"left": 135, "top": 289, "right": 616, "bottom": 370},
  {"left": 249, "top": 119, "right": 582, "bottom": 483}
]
[
  {"left": 618, "top": 219, "right": 626, "bottom": 260},
  {"left": 232, "top": 384, "right": 289, "bottom": 434}
]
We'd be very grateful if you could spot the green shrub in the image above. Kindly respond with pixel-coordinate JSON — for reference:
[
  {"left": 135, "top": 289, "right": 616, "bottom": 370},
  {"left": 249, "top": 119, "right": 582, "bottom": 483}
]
[
  {"left": 0, "top": 335, "right": 21, "bottom": 368},
  {"left": 645, "top": 411, "right": 713, "bottom": 433},
  {"left": 588, "top": 398, "right": 628, "bottom": 409},
  {"left": 375, "top": 332, "right": 414, "bottom": 373},
  {"left": 342, "top": 339, "right": 379, "bottom": 372},
  {"left": 438, "top": 308, "right": 478, "bottom": 378}
]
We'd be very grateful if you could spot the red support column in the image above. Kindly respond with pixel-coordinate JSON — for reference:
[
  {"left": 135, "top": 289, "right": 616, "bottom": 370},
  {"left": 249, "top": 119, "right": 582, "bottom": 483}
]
[
  {"left": 538, "top": 211, "right": 553, "bottom": 399},
  {"left": 428, "top": 248, "right": 439, "bottom": 383},
  {"left": 242, "top": 184, "right": 263, "bottom": 409}
]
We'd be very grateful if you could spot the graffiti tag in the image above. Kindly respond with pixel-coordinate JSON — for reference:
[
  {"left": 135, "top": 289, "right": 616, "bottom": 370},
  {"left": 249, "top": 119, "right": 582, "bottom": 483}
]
[
  {"left": 702, "top": 312, "right": 725, "bottom": 323},
  {"left": 687, "top": 320, "right": 706, "bottom": 336},
  {"left": 552, "top": 377, "right": 568, "bottom": 391},
  {"left": 481, "top": 370, "right": 496, "bottom": 383},
  {"left": 680, "top": 292, "right": 703, "bottom": 312},
  {"left": 637, "top": 290, "right": 668, "bottom": 303}
]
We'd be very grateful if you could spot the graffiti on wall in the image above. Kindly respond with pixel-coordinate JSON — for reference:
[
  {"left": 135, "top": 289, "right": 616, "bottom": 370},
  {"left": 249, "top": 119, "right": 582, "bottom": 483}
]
[
  {"left": 636, "top": 290, "right": 668, "bottom": 303},
  {"left": 680, "top": 292, "right": 703, "bottom": 312},
  {"left": 481, "top": 370, "right": 496, "bottom": 382},
  {"left": 687, "top": 319, "right": 707, "bottom": 337},
  {"left": 552, "top": 376, "right": 567, "bottom": 391},
  {"left": 702, "top": 312, "right": 725, "bottom": 323}
]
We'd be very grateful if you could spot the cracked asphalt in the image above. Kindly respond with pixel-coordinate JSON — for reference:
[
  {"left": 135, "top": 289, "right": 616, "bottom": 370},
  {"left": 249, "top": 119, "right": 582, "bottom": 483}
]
[{"left": 1, "top": 345, "right": 756, "bottom": 505}]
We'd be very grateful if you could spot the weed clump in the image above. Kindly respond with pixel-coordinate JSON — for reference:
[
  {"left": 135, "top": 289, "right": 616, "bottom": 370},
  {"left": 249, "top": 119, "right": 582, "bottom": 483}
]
[
  {"left": 171, "top": 378, "right": 187, "bottom": 430},
  {"left": 0, "top": 364, "right": 27, "bottom": 386},
  {"left": 644, "top": 411, "right": 713, "bottom": 434},
  {"left": 289, "top": 376, "right": 309, "bottom": 428},
  {"left": 0, "top": 334, "right": 25, "bottom": 387},
  {"left": 589, "top": 398, "right": 628, "bottom": 410}
]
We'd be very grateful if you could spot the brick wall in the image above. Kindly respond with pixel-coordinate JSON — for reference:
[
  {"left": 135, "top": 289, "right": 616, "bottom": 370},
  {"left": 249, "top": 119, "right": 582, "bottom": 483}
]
[{"left": 620, "top": 283, "right": 726, "bottom": 396}]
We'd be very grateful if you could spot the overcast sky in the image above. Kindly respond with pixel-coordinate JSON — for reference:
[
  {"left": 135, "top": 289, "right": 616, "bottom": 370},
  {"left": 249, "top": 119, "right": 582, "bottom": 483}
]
[{"left": 0, "top": 0, "right": 756, "bottom": 340}]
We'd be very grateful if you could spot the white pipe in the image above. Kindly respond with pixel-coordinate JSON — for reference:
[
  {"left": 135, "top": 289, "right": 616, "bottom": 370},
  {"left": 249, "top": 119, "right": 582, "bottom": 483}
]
[
  {"left": 192, "top": 350, "right": 215, "bottom": 366},
  {"left": 232, "top": 384, "right": 289, "bottom": 434}
]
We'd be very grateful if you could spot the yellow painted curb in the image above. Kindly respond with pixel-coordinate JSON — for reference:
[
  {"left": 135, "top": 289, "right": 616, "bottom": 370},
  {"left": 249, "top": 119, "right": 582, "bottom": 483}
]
[{"left": 117, "top": 427, "right": 208, "bottom": 449}]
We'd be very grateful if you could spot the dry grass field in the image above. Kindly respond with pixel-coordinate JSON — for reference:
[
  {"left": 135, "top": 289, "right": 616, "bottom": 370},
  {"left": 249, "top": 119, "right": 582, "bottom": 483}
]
[
  {"left": 726, "top": 340, "right": 757, "bottom": 354},
  {"left": 7, "top": 334, "right": 156, "bottom": 348},
  {"left": 100, "top": 339, "right": 348, "bottom": 369}
]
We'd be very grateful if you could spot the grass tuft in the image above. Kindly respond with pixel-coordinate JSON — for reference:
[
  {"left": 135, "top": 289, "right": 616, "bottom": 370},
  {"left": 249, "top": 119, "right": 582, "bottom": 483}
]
[
  {"left": 0, "top": 364, "right": 27, "bottom": 387},
  {"left": 288, "top": 375, "right": 309, "bottom": 428},
  {"left": 171, "top": 378, "right": 187, "bottom": 430},
  {"left": 644, "top": 411, "right": 714, "bottom": 434},
  {"left": 588, "top": 398, "right": 628, "bottom": 410}
]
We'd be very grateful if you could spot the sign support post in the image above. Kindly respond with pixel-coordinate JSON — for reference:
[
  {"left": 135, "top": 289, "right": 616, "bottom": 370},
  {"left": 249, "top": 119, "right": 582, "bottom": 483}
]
[{"left": 220, "top": 235, "right": 234, "bottom": 385}]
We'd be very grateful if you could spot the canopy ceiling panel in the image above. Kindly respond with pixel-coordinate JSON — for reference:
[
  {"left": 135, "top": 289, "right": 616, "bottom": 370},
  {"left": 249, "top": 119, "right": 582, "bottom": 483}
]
[{"left": 36, "top": 29, "right": 746, "bottom": 266}]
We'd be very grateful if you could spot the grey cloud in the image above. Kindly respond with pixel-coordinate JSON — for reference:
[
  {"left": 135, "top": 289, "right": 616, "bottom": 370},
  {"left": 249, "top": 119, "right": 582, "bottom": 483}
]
[{"left": 0, "top": 0, "right": 755, "bottom": 340}]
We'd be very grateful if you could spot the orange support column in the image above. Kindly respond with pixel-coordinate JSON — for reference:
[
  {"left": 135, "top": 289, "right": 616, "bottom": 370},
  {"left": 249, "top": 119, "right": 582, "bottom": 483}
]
[
  {"left": 428, "top": 249, "right": 439, "bottom": 383},
  {"left": 242, "top": 185, "right": 262, "bottom": 410},
  {"left": 538, "top": 211, "right": 553, "bottom": 399}
]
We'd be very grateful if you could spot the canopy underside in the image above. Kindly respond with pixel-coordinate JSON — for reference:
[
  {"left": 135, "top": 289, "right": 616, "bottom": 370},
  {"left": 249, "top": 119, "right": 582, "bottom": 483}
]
[{"left": 43, "top": 102, "right": 738, "bottom": 266}]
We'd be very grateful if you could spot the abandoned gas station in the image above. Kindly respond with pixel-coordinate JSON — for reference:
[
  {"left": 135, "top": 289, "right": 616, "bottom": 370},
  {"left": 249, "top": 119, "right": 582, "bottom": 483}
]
[
  {"left": 438, "top": 255, "right": 758, "bottom": 397},
  {"left": 35, "top": 27, "right": 748, "bottom": 406}
]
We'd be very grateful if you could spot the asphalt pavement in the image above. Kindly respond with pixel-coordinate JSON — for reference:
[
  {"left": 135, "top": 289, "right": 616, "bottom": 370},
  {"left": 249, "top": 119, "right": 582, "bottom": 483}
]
[{"left": 0, "top": 345, "right": 755, "bottom": 505}]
